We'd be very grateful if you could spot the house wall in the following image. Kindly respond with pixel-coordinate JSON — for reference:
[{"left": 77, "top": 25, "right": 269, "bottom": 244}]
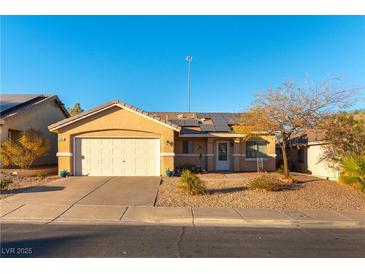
[
  {"left": 0, "top": 98, "right": 68, "bottom": 166},
  {"left": 239, "top": 135, "right": 276, "bottom": 172},
  {"left": 174, "top": 137, "right": 208, "bottom": 169},
  {"left": 285, "top": 144, "right": 338, "bottom": 179},
  {"left": 53, "top": 106, "right": 176, "bottom": 175},
  {"left": 285, "top": 146, "right": 308, "bottom": 172},
  {"left": 173, "top": 135, "right": 276, "bottom": 172},
  {"left": 307, "top": 144, "right": 339, "bottom": 180}
]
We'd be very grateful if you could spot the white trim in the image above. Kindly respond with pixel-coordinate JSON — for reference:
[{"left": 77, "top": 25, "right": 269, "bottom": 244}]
[
  {"left": 307, "top": 141, "right": 328, "bottom": 146},
  {"left": 74, "top": 136, "right": 160, "bottom": 139},
  {"left": 216, "top": 141, "right": 231, "bottom": 171},
  {"left": 50, "top": 103, "right": 180, "bottom": 132},
  {"left": 73, "top": 136, "right": 161, "bottom": 176},
  {"left": 56, "top": 152, "right": 73, "bottom": 157},
  {"left": 124, "top": 105, "right": 179, "bottom": 132},
  {"left": 206, "top": 153, "right": 214, "bottom": 157},
  {"left": 268, "top": 153, "right": 277, "bottom": 157},
  {"left": 232, "top": 153, "right": 245, "bottom": 157},
  {"left": 161, "top": 152, "right": 175, "bottom": 157},
  {"left": 245, "top": 158, "right": 268, "bottom": 162}
]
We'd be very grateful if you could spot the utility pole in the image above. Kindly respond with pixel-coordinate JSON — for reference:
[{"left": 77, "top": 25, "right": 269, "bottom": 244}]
[{"left": 185, "top": 56, "right": 192, "bottom": 112}]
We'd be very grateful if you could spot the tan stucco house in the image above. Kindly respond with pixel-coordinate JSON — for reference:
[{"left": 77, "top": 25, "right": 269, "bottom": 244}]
[
  {"left": 0, "top": 94, "right": 70, "bottom": 166},
  {"left": 48, "top": 100, "right": 276, "bottom": 176}
]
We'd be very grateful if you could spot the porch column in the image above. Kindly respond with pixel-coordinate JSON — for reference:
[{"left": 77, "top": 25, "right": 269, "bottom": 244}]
[
  {"left": 233, "top": 138, "right": 240, "bottom": 172},
  {"left": 207, "top": 139, "right": 214, "bottom": 171}
]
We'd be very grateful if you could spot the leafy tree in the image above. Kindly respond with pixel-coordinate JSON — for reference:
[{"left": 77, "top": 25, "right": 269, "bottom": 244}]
[
  {"left": 69, "top": 103, "right": 83, "bottom": 116},
  {"left": 0, "top": 129, "right": 49, "bottom": 168},
  {"left": 235, "top": 78, "right": 360, "bottom": 178},
  {"left": 320, "top": 113, "right": 365, "bottom": 163}
]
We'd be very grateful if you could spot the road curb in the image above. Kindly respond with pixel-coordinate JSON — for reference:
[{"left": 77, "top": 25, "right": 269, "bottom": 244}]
[
  {"left": 2, "top": 203, "right": 365, "bottom": 229},
  {"left": 2, "top": 217, "right": 365, "bottom": 229}
]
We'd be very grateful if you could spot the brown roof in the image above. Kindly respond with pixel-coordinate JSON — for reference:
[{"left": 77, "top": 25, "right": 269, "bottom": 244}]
[
  {"left": 288, "top": 129, "right": 327, "bottom": 145},
  {"left": 150, "top": 112, "right": 241, "bottom": 133},
  {"left": 48, "top": 100, "right": 181, "bottom": 131}
]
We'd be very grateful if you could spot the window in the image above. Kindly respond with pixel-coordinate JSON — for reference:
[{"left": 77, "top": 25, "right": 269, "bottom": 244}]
[
  {"left": 183, "top": 141, "right": 194, "bottom": 154},
  {"left": 246, "top": 141, "right": 267, "bottom": 159},
  {"left": 8, "top": 129, "right": 22, "bottom": 141}
]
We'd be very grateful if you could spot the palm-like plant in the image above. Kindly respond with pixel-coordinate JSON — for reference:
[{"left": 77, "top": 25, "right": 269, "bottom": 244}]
[{"left": 339, "top": 153, "right": 365, "bottom": 192}]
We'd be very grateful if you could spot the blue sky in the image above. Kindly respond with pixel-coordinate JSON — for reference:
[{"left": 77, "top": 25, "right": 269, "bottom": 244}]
[{"left": 1, "top": 16, "right": 364, "bottom": 112}]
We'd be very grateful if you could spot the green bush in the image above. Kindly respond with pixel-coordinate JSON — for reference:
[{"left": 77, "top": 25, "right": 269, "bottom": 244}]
[
  {"left": 179, "top": 169, "right": 206, "bottom": 195},
  {"left": 249, "top": 175, "right": 283, "bottom": 191},
  {"left": 0, "top": 178, "right": 13, "bottom": 191},
  {"left": 339, "top": 153, "right": 365, "bottom": 192},
  {"left": 276, "top": 165, "right": 284, "bottom": 174}
]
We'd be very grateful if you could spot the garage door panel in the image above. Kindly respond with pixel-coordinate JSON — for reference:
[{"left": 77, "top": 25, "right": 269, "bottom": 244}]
[{"left": 75, "top": 138, "right": 160, "bottom": 176}]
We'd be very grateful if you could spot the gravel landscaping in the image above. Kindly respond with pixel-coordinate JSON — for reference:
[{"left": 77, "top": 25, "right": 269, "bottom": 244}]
[
  {"left": 0, "top": 168, "right": 60, "bottom": 200},
  {"left": 156, "top": 173, "right": 365, "bottom": 211}
]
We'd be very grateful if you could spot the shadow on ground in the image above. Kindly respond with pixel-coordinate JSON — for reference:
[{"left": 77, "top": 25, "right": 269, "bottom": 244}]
[
  {"left": 1, "top": 186, "right": 65, "bottom": 195},
  {"left": 207, "top": 186, "right": 248, "bottom": 194}
]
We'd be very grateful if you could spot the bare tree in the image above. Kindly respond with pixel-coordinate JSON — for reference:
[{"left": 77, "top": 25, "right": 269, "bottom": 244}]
[{"left": 235, "top": 77, "right": 361, "bottom": 178}]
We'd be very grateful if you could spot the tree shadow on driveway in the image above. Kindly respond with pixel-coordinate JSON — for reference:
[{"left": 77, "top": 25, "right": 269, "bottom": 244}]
[{"left": 1, "top": 186, "right": 65, "bottom": 196}]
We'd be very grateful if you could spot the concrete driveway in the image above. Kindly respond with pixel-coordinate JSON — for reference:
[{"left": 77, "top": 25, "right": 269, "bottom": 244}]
[{"left": 3, "top": 176, "right": 161, "bottom": 207}]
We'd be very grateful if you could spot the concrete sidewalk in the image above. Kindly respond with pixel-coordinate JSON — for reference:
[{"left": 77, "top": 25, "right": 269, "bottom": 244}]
[{"left": 1, "top": 200, "right": 364, "bottom": 229}]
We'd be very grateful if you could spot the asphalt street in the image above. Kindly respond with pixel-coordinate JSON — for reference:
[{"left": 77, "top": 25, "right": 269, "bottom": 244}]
[{"left": 1, "top": 223, "right": 365, "bottom": 258}]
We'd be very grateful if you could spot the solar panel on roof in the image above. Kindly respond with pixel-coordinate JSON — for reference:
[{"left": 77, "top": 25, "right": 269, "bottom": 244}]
[
  {"left": 170, "top": 119, "right": 200, "bottom": 127},
  {"left": 195, "top": 112, "right": 241, "bottom": 127},
  {"left": 183, "top": 119, "right": 200, "bottom": 126},
  {"left": 200, "top": 124, "right": 216, "bottom": 132},
  {"left": 170, "top": 119, "right": 186, "bottom": 126},
  {"left": 214, "top": 124, "right": 231, "bottom": 132},
  {"left": 0, "top": 94, "right": 42, "bottom": 114}
]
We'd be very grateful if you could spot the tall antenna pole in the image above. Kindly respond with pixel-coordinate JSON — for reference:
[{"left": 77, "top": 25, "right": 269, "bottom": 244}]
[{"left": 186, "top": 56, "right": 192, "bottom": 112}]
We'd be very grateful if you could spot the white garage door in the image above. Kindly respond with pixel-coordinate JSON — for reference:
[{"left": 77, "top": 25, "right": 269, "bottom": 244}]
[{"left": 74, "top": 138, "right": 160, "bottom": 176}]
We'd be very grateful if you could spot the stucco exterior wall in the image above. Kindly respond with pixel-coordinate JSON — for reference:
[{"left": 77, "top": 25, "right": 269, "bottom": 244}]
[
  {"left": 284, "top": 144, "right": 338, "bottom": 180},
  {"left": 174, "top": 137, "right": 207, "bottom": 169},
  {"left": 307, "top": 144, "right": 339, "bottom": 179},
  {"left": 174, "top": 135, "right": 276, "bottom": 172},
  {"left": 53, "top": 106, "right": 176, "bottom": 175},
  {"left": 239, "top": 135, "right": 276, "bottom": 172},
  {"left": 1, "top": 98, "right": 68, "bottom": 166}
]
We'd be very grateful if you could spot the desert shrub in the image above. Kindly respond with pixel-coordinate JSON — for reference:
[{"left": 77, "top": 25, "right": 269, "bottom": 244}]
[
  {"left": 179, "top": 169, "right": 206, "bottom": 195},
  {"left": 249, "top": 175, "right": 283, "bottom": 191},
  {"left": 276, "top": 165, "right": 284, "bottom": 174},
  {"left": 36, "top": 170, "right": 48, "bottom": 179},
  {"left": 0, "top": 129, "right": 49, "bottom": 168},
  {"left": 0, "top": 178, "right": 13, "bottom": 191},
  {"left": 175, "top": 164, "right": 202, "bottom": 176},
  {"left": 339, "top": 153, "right": 365, "bottom": 192}
]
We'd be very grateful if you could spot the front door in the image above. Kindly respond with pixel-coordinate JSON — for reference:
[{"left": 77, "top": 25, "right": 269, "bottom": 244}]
[{"left": 216, "top": 141, "right": 230, "bottom": 171}]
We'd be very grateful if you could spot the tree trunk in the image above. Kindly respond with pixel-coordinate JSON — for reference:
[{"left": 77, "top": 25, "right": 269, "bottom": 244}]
[{"left": 280, "top": 141, "right": 290, "bottom": 178}]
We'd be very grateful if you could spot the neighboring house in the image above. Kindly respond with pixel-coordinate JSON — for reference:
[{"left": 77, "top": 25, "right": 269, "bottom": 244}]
[
  {"left": 48, "top": 100, "right": 276, "bottom": 176},
  {"left": 276, "top": 129, "right": 339, "bottom": 180},
  {"left": 0, "top": 94, "right": 70, "bottom": 166}
]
